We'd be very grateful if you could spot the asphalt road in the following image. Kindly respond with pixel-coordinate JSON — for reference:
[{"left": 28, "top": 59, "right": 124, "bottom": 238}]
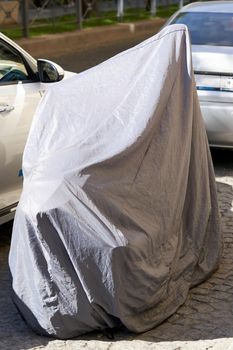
[{"left": 47, "top": 30, "right": 159, "bottom": 73}]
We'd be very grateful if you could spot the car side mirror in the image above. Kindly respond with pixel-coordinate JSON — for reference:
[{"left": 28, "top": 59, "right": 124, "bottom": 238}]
[{"left": 37, "top": 59, "right": 64, "bottom": 83}]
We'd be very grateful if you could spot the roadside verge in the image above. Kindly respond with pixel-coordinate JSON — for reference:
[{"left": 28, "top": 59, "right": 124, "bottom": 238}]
[{"left": 16, "top": 18, "right": 166, "bottom": 58}]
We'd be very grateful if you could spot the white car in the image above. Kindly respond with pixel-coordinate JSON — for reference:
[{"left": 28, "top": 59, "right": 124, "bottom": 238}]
[
  {"left": 0, "top": 32, "right": 75, "bottom": 225},
  {"left": 166, "top": 1, "right": 233, "bottom": 149}
]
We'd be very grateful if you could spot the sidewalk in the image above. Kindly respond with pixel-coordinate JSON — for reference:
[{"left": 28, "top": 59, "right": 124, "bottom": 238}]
[{"left": 16, "top": 18, "right": 166, "bottom": 58}]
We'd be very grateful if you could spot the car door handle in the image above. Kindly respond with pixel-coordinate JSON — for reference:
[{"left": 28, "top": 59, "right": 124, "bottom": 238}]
[{"left": 0, "top": 104, "right": 14, "bottom": 113}]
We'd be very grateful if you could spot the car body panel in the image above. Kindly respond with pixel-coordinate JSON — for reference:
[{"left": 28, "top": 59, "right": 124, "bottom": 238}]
[
  {"left": 0, "top": 32, "right": 76, "bottom": 224},
  {"left": 166, "top": 1, "right": 233, "bottom": 149},
  {"left": 199, "top": 98, "right": 233, "bottom": 148},
  {"left": 192, "top": 45, "right": 233, "bottom": 75},
  {"left": 0, "top": 81, "right": 42, "bottom": 213}
]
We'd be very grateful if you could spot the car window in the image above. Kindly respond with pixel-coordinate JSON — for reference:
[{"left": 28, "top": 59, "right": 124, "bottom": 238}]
[
  {"left": 171, "top": 12, "right": 233, "bottom": 46},
  {"left": 0, "top": 40, "right": 29, "bottom": 83}
]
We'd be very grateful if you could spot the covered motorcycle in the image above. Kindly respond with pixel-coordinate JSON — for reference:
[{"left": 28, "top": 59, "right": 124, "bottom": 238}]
[{"left": 9, "top": 24, "right": 222, "bottom": 339}]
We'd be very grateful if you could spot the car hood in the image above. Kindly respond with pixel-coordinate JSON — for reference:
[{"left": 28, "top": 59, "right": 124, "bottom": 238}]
[
  {"left": 192, "top": 45, "right": 233, "bottom": 74},
  {"left": 63, "top": 70, "right": 77, "bottom": 80}
]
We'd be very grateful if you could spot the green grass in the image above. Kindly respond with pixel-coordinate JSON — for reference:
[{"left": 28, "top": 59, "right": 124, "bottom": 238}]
[{"left": 1, "top": 5, "right": 178, "bottom": 40}]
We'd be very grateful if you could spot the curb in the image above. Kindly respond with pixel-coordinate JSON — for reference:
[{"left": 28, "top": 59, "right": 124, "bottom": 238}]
[{"left": 16, "top": 18, "right": 166, "bottom": 58}]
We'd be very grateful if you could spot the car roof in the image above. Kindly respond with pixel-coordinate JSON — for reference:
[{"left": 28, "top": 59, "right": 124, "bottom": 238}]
[{"left": 180, "top": 1, "right": 233, "bottom": 13}]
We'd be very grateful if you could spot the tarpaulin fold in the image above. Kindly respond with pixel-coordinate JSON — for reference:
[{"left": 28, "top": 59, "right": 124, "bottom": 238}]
[{"left": 9, "top": 24, "right": 222, "bottom": 339}]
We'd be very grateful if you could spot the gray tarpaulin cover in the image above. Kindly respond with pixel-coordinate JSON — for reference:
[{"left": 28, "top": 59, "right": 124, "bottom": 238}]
[{"left": 9, "top": 24, "right": 222, "bottom": 339}]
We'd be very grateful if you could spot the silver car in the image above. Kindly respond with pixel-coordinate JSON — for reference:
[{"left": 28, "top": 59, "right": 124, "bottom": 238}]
[
  {"left": 166, "top": 1, "right": 233, "bottom": 149},
  {"left": 0, "top": 33, "right": 75, "bottom": 225}
]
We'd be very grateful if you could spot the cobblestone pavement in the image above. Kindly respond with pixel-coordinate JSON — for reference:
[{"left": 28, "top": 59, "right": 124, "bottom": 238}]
[{"left": 0, "top": 164, "right": 233, "bottom": 350}]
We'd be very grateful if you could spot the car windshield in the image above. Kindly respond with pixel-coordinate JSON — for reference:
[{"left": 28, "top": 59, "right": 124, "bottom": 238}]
[{"left": 171, "top": 12, "right": 233, "bottom": 46}]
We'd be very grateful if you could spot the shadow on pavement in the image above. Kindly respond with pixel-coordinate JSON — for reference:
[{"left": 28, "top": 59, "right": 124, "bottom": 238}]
[{"left": 211, "top": 148, "right": 233, "bottom": 177}]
